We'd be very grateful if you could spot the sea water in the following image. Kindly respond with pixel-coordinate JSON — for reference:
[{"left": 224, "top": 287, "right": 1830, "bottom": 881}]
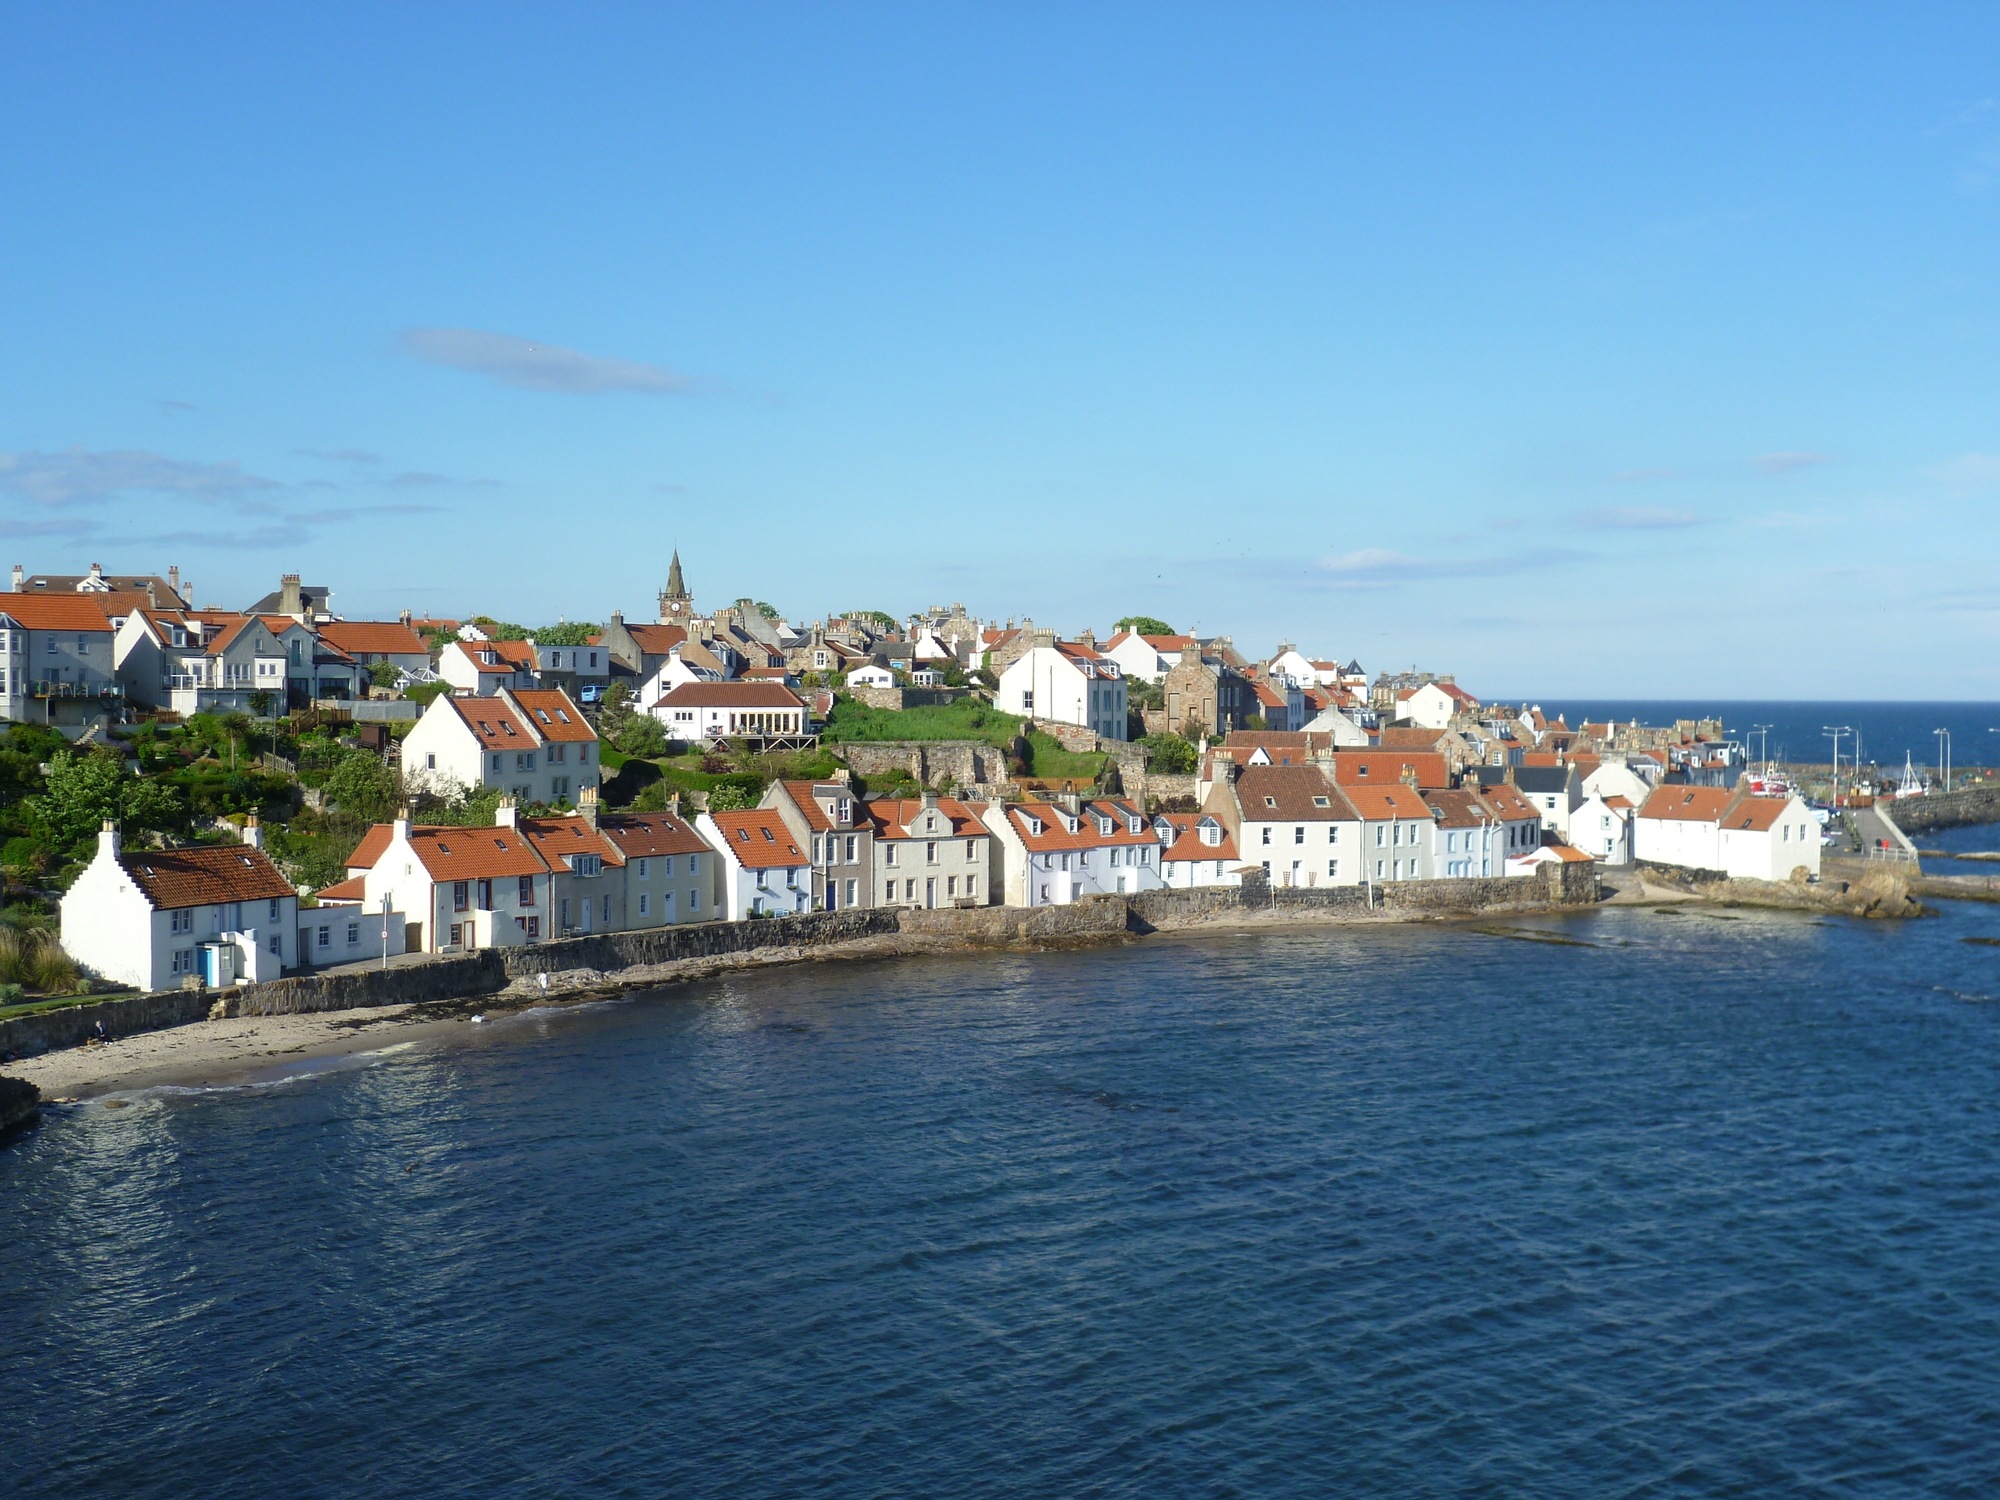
[{"left": 7, "top": 904, "right": 2000, "bottom": 1497}]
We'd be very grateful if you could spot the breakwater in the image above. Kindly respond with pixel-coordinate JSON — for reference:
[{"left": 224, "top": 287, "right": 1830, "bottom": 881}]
[
  {"left": 1880, "top": 786, "right": 2000, "bottom": 834},
  {"left": 0, "top": 864, "right": 1596, "bottom": 1060}
]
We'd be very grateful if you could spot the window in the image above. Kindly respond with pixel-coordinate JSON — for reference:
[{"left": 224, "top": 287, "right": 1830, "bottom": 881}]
[
  {"left": 1328, "top": 826, "right": 1339, "bottom": 843},
  {"left": 947, "top": 875, "right": 958, "bottom": 896},
  {"left": 883, "top": 844, "right": 898, "bottom": 867},
  {"left": 1375, "top": 826, "right": 1385, "bottom": 847},
  {"left": 171, "top": 908, "right": 193, "bottom": 933},
  {"left": 845, "top": 879, "right": 857, "bottom": 906},
  {"left": 1109, "top": 848, "right": 1120, "bottom": 867},
  {"left": 1294, "top": 826, "right": 1305, "bottom": 845},
  {"left": 317, "top": 926, "right": 331, "bottom": 948},
  {"left": 171, "top": 948, "right": 195, "bottom": 974},
  {"left": 347, "top": 922, "right": 360, "bottom": 945},
  {"left": 560, "top": 899, "right": 570, "bottom": 927},
  {"left": 269, "top": 934, "right": 282, "bottom": 955},
  {"left": 926, "top": 842, "right": 938, "bottom": 865},
  {"left": 491, "top": 754, "right": 502, "bottom": 771},
  {"left": 268, "top": 898, "right": 281, "bottom": 920},
  {"left": 636, "top": 858, "right": 649, "bottom": 879},
  {"left": 519, "top": 875, "right": 535, "bottom": 905},
  {"left": 453, "top": 881, "right": 469, "bottom": 912},
  {"left": 1328, "top": 859, "right": 1338, "bottom": 878},
  {"left": 448, "top": 923, "right": 463, "bottom": 947},
  {"left": 526, "top": 916, "right": 539, "bottom": 939},
  {"left": 426, "top": 753, "right": 437, "bottom": 770},
  {"left": 477, "top": 879, "right": 493, "bottom": 911},
  {"left": 1261, "top": 827, "right": 1271, "bottom": 845},
  {"left": 905, "top": 879, "right": 916, "bottom": 899},
  {"left": 846, "top": 835, "right": 858, "bottom": 862},
  {"left": 639, "top": 893, "right": 650, "bottom": 916},
  {"left": 687, "top": 854, "right": 698, "bottom": 875},
  {"left": 602, "top": 896, "right": 611, "bottom": 925},
  {"left": 965, "top": 840, "right": 976, "bottom": 861}
]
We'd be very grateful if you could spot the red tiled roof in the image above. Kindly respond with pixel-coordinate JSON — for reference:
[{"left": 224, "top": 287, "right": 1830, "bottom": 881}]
[
  {"left": 449, "top": 697, "right": 534, "bottom": 750},
  {"left": 1638, "top": 786, "right": 1734, "bottom": 823},
  {"left": 1721, "top": 797, "right": 1793, "bottom": 832},
  {"left": 1342, "top": 783, "right": 1434, "bottom": 821},
  {"left": 0, "top": 594, "right": 118, "bottom": 631},
  {"left": 408, "top": 826, "right": 548, "bottom": 880},
  {"left": 1155, "top": 815, "right": 1240, "bottom": 863},
  {"left": 510, "top": 689, "right": 595, "bottom": 742},
  {"left": 1479, "top": 784, "right": 1540, "bottom": 822},
  {"left": 518, "top": 815, "right": 622, "bottom": 869},
  {"left": 1328, "top": 752, "right": 1450, "bottom": 790},
  {"left": 313, "top": 875, "right": 370, "bottom": 902},
  {"left": 598, "top": 811, "right": 710, "bottom": 858},
  {"left": 709, "top": 809, "right": 808, "bottom": 870},
  {"left": 119, "top": 844, "right": 295, "bottom": 909},
  {"left": 865, "top": 796, "right": 987, "bottom": 840},
  {"left": 319, "top": 621, "right": 430, "bottom": 657},
  {"left": 1003, "top": 799, "right": 1153, "bottom": 851}
]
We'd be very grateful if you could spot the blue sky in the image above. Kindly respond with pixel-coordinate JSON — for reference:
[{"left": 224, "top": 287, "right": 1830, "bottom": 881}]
[{"left": 2, "top": 4, "right": 1997, "bottom": 697}]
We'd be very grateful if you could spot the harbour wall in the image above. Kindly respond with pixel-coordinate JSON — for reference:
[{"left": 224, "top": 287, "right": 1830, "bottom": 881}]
[
  {"left": 0, "top": 866, "right": 1597, "bottom": 1059},
  {"left": 1879, "top": 786, "right": 2000, "bottom": 834}
]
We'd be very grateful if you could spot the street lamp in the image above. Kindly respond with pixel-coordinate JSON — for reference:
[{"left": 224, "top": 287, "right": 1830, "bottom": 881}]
[
  {"left": 1934, "top": 728, "right": 1952, "bottom": 794},
  {"left": 1823, "top": 725, "right": 1852, "bottom": 805},
  {"left": 1752, "top": 722, "right": 1774, "bottom": 773}
]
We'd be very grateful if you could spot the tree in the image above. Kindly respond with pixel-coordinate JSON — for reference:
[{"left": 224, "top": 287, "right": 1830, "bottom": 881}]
[
  {"left": 367, "top": 660, "right": 401, "bottom": 690},
  {"left": 613, "top": 714, "right": 669, "bottom": 759},
  {"left": 1140, "top": 734, "right": 1198, "bottom": 774},
  {"left": 705, "top": 781, "right": 759, "bottom": 812},
  {"left": 534, "top": 621, "right": 600, "bottom": 647},
  {"left": 468, "top": 614, "right": 530, "bottom": 642},
  {"left": 597, "top": 681, "right": 636, "bottom": 743},
  {"left": 1115, "top": 615, "right": 1174, "bottom": 636},
  {"left": 322, "top": 752, "right": 400, "bottom": 823},
  {"left": 31, "top": 750, "right": 186, "bottom": 862},
  {"left": 752, "top": 601, "right": 780, "bottom": 621}
]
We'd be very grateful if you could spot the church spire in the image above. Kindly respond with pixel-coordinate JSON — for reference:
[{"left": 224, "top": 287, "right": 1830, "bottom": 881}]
[
  {"left": 666, "top": 549, "right": 685, "bottom": 599},
  {"left": 659, "top": 549, "right": 692, "bottom": 623}
]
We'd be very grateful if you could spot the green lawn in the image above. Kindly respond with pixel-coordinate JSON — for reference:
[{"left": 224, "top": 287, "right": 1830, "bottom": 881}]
[
  {"left": 821, "top": 698, "right": 1025, "bottom": 747},
  {"left": 1025, "top": 732, "right": 1108, "bottom": 782},
  {"left": 0, "top": 992, "right": 110, "bottom": 1023}
]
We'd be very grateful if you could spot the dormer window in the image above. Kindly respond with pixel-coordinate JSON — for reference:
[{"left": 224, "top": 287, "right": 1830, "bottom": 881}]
[
  {"left": 1201, "top": 823, "right": 1221, "bottom": 846},
  {"left": 1264, "top": 796, "right": 1277, "bottom": 808},
  {"left": 1095, "top": 815, "right": 1114, "bottom": 835},
  {"left": 502, "top": 723, "right": 517, "bottom": 736},
  {"left": 1025, "top": 816, "right": 1042, "bottom": 835},
  {"left": 1313, "top": 796, "right": 1330, "bottom": 807}
]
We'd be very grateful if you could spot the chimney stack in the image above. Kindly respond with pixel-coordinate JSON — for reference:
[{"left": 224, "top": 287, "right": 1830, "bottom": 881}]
[
  {"left": 393, "top": 804, "right": 412, "bottom": 842},
  {"left": 920, "top": 790, "right": 939, "bottom": 813},
  {"left": 496, "top": 796, "right": 518, "bottom": 829},
  {"left": 579, "top": 783, "right": 599, "bottom": 829},
  {"left": 399, "top": 609, "right": 412, "bottom": 627},
  {"left": 242, "top": 814, "right": 264, "bottom": 850},
  {"left": 168, "top": 564, "right": 181, "bottom": 600},
  {"left": 88, "top": 562, "right": 104, "bottom": 583},
  {"left": 668, "top": 792, "right": 682, "bottom": 817},
  {"left": 8, "top": 564, "right": 20, "bottom": 592},
  {"left": 99, "top": 819, "right": 120, "bottom": 859}
]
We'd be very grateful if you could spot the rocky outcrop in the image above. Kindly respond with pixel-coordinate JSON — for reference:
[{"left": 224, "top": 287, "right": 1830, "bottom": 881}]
[{"left": 0, "top": 1075, "right": 41, "bottom": 1135}]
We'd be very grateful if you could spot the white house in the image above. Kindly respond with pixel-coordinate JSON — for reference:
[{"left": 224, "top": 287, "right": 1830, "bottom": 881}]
[
  {"left": 1299, "top": 703, "right": 1373, "bottom": 745},
  {"left": 1512, "top": 765, "right": 1584, "bottom": 840},
  {"left": 1153, "top": 812, "right": 1245, "bottom": 888},
  {"left": 402, "top": 685, "right": 600, "bottom": 806},
  {"left": 1569, "top": 791, "right": 1635, "bottom": 865},
  {"left": 845, "top": 664, "right": 896, "bottom": 690},
  {"left": 651, "top": 680, "right": 813, "bottom": 746},
  {"left": 0, "top": 592, "right": 124, "bottom": 725},
  {"left": 1636, "top": 787, "right": 1819, "bottom": 881},
  {"left": 113, "top": 608, "right": 289, "bottom": 717},
  {"left": 980, "top": 796, "right": 1161, "bottom": 906},
  {"left": 699, "top": 807, "right": 811, "bottom": 919},
  {"left": 62, "top": 820, "right": 298, "bottom": 991},
  {"left": 866, "top": 793, "right": 994, "bottom": 909},
  {"left": 1396, "top": 680, "right": 1479, "bottom": 730},
  {"left": 1100, "top": 630, "right": 1192, "bottom": 685},
  {"left": 438, "top": 639, "right": 537, "bottom": 696},
  {"left": 1419, "top": 787, "right": 1517, "bottom": 879},
  {"left": 997, "top": 641, "right": 1128, "bottom": 741},
  {"left": 1212, "top": 763, "right": 1363, "bottom": 889},
  {"left": 347, "top": 808, "right": 552, "bottom": 952},
  {"left": 1581, "top": 758, "right": 1656, "bottom": 807}
]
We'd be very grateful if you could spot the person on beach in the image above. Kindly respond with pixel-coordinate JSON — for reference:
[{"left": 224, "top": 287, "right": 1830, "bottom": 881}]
[{"left": 91, "top": 1021, "right": 110, "bottom": 1045}]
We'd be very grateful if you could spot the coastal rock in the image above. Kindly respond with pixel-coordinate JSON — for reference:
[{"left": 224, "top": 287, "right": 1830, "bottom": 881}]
[{"left": 0, "top": 1075, "right": 42, "bottom": 1135}]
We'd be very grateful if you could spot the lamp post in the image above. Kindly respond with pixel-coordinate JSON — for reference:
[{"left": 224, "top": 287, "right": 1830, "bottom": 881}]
[
  {"left": 1823, "top": 725, "right": 1852, "bottom": 805},
  {"left": 379, "top": 892, "right": 391, "bottom": 971},
  {"left": 1934, "top": 727, "right": 1952, "bottom": 794},
  {"left": 1752, "top": 723, "right": 1774, "bottom": 774}
]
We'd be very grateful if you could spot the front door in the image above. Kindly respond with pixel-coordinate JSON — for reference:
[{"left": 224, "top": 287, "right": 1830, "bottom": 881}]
[{"left": 925, "top": 877, "right": 936, "bottom": 909}]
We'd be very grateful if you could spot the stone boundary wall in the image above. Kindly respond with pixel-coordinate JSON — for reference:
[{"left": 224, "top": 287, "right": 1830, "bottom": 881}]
[
  {"left": 1127, "top": 862, "right": 1596, "bottom": 929},
  {"left": 838, "top": 740, "right": 1013, "bottom": 791},
  {"left": 0, "top": 990, "right": 214, "bottom": 1062},
  {"left": 1880, "top": 786, "right": 2000, "bottom": 834},
  {"left": 898, "top": 899, "right": 1129, "bottom": 944},
  {"left": 848, "top": 686, "right": 970, "bottom": 712}
]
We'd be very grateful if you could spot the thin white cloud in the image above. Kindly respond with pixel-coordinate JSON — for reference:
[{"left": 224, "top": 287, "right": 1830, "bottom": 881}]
[
  {"left": 1611, "top": 466, "right": 1676, "bottom": 482},
  {"left": 1931, "top": 452, "right": 2000, "bottom": 496},
  {"left": 401, "top": 327, "right": 692, "bottom": 394},
  {"left": 1752, "top": 451, "right": 1828, "bottom": 474},
  {"left": 296, "top": 447, "right": 382, "bottom": 464},
  {"left": 1576, "top": 505, "right": 1702, "bottom": 530},
  {"left": 0, "top": 447, "right": 282, "bottom": 507},
  {"left": 1312, "top": 547, "right": 1586, "bottom": 589}
]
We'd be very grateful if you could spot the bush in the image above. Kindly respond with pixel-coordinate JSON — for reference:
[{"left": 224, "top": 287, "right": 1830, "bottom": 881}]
[
  {"left": 1140, "top": 733, "right": 1198, "bottom": 774},
  {"left": 0, "top": 925, "right": 83, "bottom": 995},
  {"left": 704, "top": 779, "right": 763, "bottom": 812},
  {"left": 612, "top": 715, "right": 670, "bottom": 759}
]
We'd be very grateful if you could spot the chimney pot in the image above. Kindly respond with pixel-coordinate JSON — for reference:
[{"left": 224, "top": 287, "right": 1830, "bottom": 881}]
[{"left": 242, "top": 815, "right": 263, "bottom": 849}]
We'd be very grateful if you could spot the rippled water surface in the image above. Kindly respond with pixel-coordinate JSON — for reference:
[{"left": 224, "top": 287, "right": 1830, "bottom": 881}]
[{"left": 9, "top": 904, "right": 2000, "bottom": 1497}]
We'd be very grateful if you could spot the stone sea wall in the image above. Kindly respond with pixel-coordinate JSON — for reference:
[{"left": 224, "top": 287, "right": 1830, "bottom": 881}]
[
  {"left": 0, "top": 865, "right": 1598, "bottom": 1059},
  {"left": 1879, "top": 787, "right": 2000, "bottom": 835}
]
